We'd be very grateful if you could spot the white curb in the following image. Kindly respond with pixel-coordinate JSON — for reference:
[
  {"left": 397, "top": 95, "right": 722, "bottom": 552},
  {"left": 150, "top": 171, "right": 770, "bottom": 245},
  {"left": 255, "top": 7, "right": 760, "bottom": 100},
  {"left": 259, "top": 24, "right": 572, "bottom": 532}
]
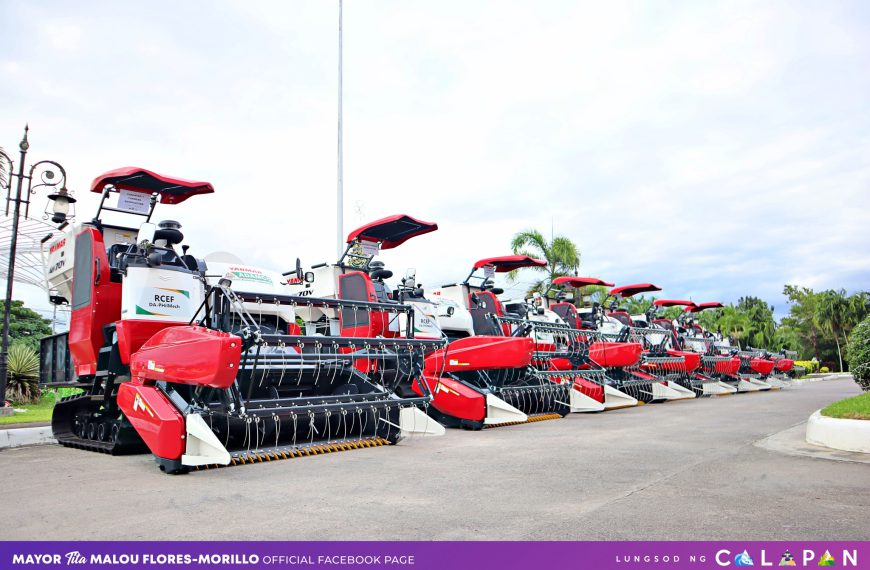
[
  {"left": 0, "top": 426, "right": 56, "bottom": 449},
  {"left": 806, "top": 409, "right": 870, "bottom": 453}
]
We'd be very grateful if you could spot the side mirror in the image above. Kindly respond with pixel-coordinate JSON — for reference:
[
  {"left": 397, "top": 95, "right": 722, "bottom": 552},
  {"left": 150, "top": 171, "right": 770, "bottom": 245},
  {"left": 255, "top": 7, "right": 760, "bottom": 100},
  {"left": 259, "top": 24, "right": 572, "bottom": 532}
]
[
  {"left": 304, "top": 271, "right": 315, "bottom": 283},
  {"left": 137, "top": 222, "right": 156, "bottom": 244},
  {"left": 295, "top": 258, "right": 303, "bottom": 281}
]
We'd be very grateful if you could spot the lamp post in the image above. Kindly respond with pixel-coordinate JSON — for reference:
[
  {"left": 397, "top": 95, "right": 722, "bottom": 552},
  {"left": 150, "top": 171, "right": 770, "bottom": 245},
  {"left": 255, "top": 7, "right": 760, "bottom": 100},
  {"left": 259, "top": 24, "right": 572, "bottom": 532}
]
[{"left": 0, "top": 126, "right": 74, "bottom": 412}]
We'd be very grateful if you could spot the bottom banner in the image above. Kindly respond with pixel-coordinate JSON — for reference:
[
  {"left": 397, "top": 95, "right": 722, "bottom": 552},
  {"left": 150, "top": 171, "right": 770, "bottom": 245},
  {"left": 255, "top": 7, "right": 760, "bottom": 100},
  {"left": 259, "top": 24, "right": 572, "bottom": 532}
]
[{"left": 0, "top": 541, "right": 865, "bottom": 570}]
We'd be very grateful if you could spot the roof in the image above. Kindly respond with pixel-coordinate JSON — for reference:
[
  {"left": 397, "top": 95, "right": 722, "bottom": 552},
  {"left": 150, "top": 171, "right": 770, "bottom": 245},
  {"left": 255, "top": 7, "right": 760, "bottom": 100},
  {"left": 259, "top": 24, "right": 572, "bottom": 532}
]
[
  {"left": 346, "top": 214, "right": 438, "bottom": 250},
  {"left": 609, "top": 283, "right": 662, "bottom": 299},
  {"left": 552, "top": 276, "right": 615, "bottom": 288},
  {"left": 473, "top": 255, "right": 547, "bottom": 272},
  {"left": 90, "top": 167, "right": 214, "bottom": 205},
  {"left": 653, "top": 299, "right": 697, "bottom": 307},
  {"left": 685, "top": 301, "right": 725, "bottom": 313}
]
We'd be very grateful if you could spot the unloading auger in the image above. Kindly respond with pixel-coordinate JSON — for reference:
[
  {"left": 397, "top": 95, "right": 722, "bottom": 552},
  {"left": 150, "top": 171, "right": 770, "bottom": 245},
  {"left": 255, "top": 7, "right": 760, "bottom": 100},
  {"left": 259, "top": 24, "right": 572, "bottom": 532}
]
[{"left": 39, "top": 169, "right": 445, "bottom": 474}]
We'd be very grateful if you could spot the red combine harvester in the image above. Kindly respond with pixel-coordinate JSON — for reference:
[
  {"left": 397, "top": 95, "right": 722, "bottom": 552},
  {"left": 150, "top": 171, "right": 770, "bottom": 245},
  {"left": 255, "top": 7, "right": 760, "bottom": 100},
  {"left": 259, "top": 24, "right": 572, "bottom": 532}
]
[
  {"left": 425, "top": 255, "right": 574, "bottom": 425},
  {"left": 644, "top": 299, "right": 732, "bottom": 396},
  {"left": 678, "top": 303, "right": 770, "bottom": 392},
  {"left": 498, "top": 276, "right": 639, "bottom": 411},
  {"left": 580, "top": 283, "right": 692, "bottom": 402},
  {"left": 39, "top": 169, "right": 445, "bottom": 473},
  {"left": 294, "top": 217, "right": 571, "bottom": 428}
]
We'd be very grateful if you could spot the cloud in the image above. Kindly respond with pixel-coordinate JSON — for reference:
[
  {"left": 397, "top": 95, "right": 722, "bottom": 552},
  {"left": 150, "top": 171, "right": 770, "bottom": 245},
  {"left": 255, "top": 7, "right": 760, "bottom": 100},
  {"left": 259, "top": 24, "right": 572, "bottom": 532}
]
[{"left": 1, "top": 0, "right": 868, "bottom": 321}]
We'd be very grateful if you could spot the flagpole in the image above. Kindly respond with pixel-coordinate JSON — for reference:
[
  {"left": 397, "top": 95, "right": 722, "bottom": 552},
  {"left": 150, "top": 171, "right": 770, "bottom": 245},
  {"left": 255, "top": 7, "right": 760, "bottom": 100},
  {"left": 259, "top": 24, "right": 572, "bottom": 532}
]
[{"left": 336, "top": 0, "right": 344, "bottom": 258}]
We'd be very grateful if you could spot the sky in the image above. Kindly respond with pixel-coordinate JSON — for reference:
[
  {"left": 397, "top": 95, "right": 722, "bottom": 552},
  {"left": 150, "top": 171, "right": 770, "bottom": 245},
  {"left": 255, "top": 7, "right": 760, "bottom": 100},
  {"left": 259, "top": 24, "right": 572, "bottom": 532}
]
[{"left": 1, "top": 0, "right": 869, "bottom": 327}]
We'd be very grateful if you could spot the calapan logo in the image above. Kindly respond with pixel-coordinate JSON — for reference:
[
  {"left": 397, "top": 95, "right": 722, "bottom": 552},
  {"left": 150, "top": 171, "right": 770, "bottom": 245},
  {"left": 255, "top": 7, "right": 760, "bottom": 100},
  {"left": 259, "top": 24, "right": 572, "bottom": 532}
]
[
  {"left": 818, "top": 551, "right": 836, "bottom": 567},
  {"left": 716, "top": 549, "right": 857, "bottom": 567}
]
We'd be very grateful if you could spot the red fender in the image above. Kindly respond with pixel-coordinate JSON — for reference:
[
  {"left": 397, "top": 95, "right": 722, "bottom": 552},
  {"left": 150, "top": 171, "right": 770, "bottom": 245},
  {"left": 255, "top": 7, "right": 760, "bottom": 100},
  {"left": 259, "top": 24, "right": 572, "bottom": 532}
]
[
  {"left": 412, "top": 374, "right": 486, "bottom": 422},
  {"left": 129, "top": 325, "right": 242, "bottom": 389},
  {"left": 117, "top": 383, "right": 185, "bottom": 460},
  {"left": 573, "top": 377, "right": 604, "bottom": 403},
  {"left": 424, "top": 336, "right": 533, "bottom": 373},
  {"left": 775, "top": 359, "right": 794, "bottom": 372},
  {"left": 667, "top": 349, "right": 701, "bottom": 373},
  {"left": 589, "top": 341, "right": 642, "bottom": 368},
  {"left": 750, "top": 358, "right": 775, "bottom": 375}
]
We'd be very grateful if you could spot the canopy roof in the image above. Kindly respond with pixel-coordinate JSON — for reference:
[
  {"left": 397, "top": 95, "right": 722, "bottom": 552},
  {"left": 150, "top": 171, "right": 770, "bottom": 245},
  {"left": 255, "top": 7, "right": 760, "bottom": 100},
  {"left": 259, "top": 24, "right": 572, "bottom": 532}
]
[
  {"left": 346, "top": 214, "right": 438, "bottom": 250},
  {"left": 653, "top": 299, "right": 697, "bottom": 308},
  {"left": 685, "top": 301, "right": 725, "bottom": 313},
  {"left": 473, "top": 255, "right": 547, "bottom": 272},
  {"left": 552, "top": 276, "right": 615, "bottom": 288},
  {"left": 90, "top": 167, "right": 214, "bottom": 205},
  {"left": 609, "top": 283, "right": 662, "bottom": 299}
]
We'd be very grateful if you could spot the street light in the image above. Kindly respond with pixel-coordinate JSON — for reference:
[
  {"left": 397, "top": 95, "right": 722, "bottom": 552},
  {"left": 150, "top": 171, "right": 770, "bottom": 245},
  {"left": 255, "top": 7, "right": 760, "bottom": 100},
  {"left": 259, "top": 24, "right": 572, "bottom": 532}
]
[{"left": 0, "top": 125, "right": 73, "bottom": 413}]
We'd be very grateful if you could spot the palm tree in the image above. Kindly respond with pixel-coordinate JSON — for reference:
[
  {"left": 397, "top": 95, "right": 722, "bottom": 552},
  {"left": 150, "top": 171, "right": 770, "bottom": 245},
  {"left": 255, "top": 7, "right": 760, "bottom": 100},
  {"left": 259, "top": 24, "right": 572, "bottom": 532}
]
[
  {"left": 619, "top": 294, "right": 658, "bottom": 315},
  {"left": 816, "top": 289, "right": 849, "bottom": 372},
  {"left": 509, "top": 229, "right": 580, "bottom": 296}
]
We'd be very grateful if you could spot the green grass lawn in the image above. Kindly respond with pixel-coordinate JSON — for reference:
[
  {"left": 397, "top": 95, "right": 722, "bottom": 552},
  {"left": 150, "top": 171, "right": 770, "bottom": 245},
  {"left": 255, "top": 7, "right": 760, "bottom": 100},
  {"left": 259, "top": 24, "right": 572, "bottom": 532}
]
[
  {"left": 0, "top": 388, "right": 82, "bottom": 426},
  {"left": 821, "top": 391, "right": 870, "bottom": 420}
]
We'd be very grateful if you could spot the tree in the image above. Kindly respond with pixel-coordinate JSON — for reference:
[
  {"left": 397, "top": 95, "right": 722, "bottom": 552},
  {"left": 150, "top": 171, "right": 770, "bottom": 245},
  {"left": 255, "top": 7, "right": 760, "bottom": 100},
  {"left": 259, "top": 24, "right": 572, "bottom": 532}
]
[
  {"left": 509, "top": 229, "right": 580, "bottom": 296},
  {"left": 816, "top": 290, "right": 850, "bottom": 372},
  {"left": 783, "top": 285, "right": 823, "bottom": 360},
  {"left": 617, "top": 294, "right": 658, "bottom": 316},
  {"left": 846, "top": 316, "right": 870, "bottom": 391},
  {"left": 0, "top": 300, "right": 53, "bottom": 351},
  {"left": 5, "top": 343, "right": 40, "bottom": 403}
]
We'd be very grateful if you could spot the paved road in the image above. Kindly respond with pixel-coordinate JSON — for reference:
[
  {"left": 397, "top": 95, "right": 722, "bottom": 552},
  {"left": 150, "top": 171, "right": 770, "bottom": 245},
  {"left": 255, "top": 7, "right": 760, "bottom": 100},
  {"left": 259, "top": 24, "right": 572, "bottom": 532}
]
[{"left": 1, "top": 377, "right": 867, "bottom": 541}]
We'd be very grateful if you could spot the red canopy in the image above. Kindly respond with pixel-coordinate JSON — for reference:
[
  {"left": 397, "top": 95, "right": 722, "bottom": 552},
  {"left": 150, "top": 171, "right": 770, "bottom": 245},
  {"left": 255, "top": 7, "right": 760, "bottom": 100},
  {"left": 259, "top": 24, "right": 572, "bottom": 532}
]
[
  {"left": 552, "top": 276, "right": 615, "bottom": 288},
  {"left": 346, "top": 214, "right": 438, "bottom": 250},
  {"left": 609, "top": 283, "right": 661, "bottom": 299},
  {"left": 685, "top": 302, "right": 725, "bottom": 313},
  {"left": 473, "top": 255, "right": 547, "bottom": 272},
  {"left": 91, "top": 167, "right": 213, "bottom": 205},
  {"left": 653, "top": 299, "right": 697, "bottom": 308}
]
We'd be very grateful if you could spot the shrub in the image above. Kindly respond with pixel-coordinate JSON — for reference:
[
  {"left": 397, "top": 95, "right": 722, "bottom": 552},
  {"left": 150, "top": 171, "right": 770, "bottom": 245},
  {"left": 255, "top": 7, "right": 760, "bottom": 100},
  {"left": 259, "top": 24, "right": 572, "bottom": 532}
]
[
  {"left": 795, "top": 360, "right": 819, "bottom": 374},
  {"left": 5, "top": 343, "right": 41, "bottom": 404},
  {"left": 820, "top": 366, "right": 830, "bottom": 373},
  {"left": 847, "top": 317, "right": 870, "bottom": 391}
]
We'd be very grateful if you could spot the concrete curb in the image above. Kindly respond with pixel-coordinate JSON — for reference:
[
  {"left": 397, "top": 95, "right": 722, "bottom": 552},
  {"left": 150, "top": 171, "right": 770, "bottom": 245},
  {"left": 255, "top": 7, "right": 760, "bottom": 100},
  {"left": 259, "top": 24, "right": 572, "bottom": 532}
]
[
  {"left": 0, "top": 426, "right": 56, "bottom": 449},
  {"left": 806, "top": 409, "right": 870, "bottom": 453}
]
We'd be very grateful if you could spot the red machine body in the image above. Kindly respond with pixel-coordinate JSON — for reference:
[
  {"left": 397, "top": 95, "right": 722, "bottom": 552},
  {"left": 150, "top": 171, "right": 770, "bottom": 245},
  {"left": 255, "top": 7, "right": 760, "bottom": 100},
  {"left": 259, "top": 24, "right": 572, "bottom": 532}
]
[
  {"left": 117, "top": 383, "right": 185, "bottom": 461},
  {"left": 128, "top": 326, "right": 241, "bottom": 389}
]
